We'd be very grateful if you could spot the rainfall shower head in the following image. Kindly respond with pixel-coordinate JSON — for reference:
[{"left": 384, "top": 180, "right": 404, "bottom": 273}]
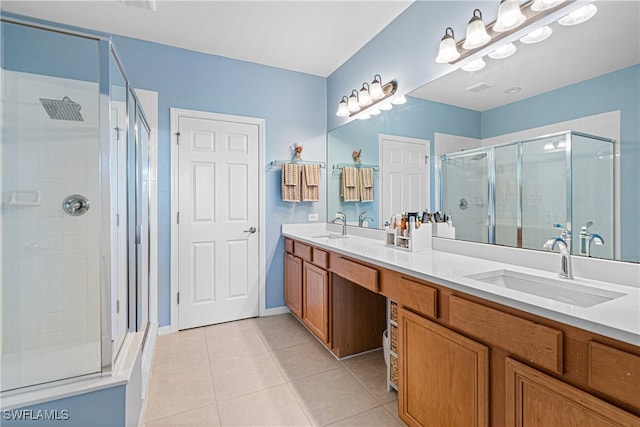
[{"left": 39, "top": 96, "right": 84, "bottom": 121}]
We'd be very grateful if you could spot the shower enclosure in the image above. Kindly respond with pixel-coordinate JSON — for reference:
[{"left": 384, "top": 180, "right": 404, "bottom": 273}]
[
  {"left": 1, "top": 18, "right": 150, "bottom": 393},
  {"left": 440, "top": 131, "right": 615, "bottom": 259}
]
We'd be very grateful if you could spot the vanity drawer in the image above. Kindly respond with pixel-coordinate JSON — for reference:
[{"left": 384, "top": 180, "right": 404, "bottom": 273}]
[
  {"left": 449, "top": 295, "right": 563, "bottom": 374},
  {"left": 294, "top": 241, "right": 312, "bottom": 262},
  {"left": 312, "top": 248, "right": 329, "bottom": 269},
  {"left": 331, "top": 255, "right": 379, "bottom": 292},
  {"left": 399, "top": 277, "right": 438, "bottom": 319},
  {"left": 284, "top": 238, "right": 294, "bottom": 254},
  {"left": 588, "top": 341, "right": 640, "bottom": 408}
]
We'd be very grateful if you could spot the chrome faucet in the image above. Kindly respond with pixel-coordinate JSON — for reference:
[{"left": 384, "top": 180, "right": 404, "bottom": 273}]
[
  {"left": 543, "top": 224, "right": 573, "bottom": 279},
  {"left": 579, "top": 221, "right": 604, "bottom": 257},
  {"left": 331, "top": 211, "right": 347, "bottom": 236},
  {"left": 358, "top": 211, "right": 374, "bottom": 227}
]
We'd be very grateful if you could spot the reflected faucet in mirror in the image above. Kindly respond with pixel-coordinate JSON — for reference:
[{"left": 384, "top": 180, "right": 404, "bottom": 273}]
[
  {"left": 543, "top": 224, "right": 573, "bottom": 279},
  {"left": 579, "top": 221, "right": 604, "bottom": 257},
  {"left": 331, "top": 211, "right": 347, "bottom": 236},
  {"left": 358, "top": 211, "right": 373, "bottom": 227}
]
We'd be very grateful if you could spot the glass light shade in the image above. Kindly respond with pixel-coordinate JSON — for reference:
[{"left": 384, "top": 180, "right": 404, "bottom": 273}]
[
  {"left": 391, "top": 95, "right": 407, "bottom": 105},
  {"left": 347, "top": 91, "right": 360, "bottom": 113},
  {"left": 435, "top": 28, "right": 460, "bottom": 63},
  {"left": 358, "top": 84, "right": 372, "bottom": 107},
  {"left": 558, "top": 4, "right": 597, "bottom": 26},
  {"left": 520, "top": 26, "right": 552, "bottom": 44},
  {"left": 494, "top": 0, "right": 526, "bottom": 32},
  {"left": 463, "top": 10, "right": 491, "bottom": 49},
  {"left": 461, "top": 57, "right": 486, "bottom": 72},
  {"left": 531, "top": 0, "right": 564, "bottom": 11},
  {"left": 378, "top": 102, "right": 393, "bottom": 111},
  {"left": 488, "top": 42, "right": 516, "bottom": 59},
  {"left": 357, "top": 113, "right": 371, "bottom": 120},
  {"left": 336, "top": 97, "right": 349, "bottom": 117},
  {"left": 369, "top": 75, "right": 384, "bottom": 100}
]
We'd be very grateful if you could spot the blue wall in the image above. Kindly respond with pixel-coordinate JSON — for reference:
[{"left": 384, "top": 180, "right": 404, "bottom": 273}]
[{"left": 481, "top": 65, "right": 640, "bottom": 262}]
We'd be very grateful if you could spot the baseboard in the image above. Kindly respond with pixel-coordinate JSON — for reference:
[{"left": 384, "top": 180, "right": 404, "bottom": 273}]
[
  {"left": 263, "top": 306, "right": 291, "bottom": 316},
  {"left": 157, "top": 325, "right": 171, "bottom": 336}
]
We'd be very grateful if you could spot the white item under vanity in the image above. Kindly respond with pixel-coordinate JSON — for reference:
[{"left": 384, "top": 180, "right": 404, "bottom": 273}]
[{"left": 385, "top": 222, "right": 432, "bottom": 251}]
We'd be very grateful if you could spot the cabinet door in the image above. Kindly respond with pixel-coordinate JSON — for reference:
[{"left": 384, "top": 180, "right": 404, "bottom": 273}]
[
  {"left": 505, "top": 358, "right": 640, "bottom": 427},
  {"left": 398, "top": 308, "right": 489, "bottom": 427},
  {"left": 284, "top": 253, "right": 303, "bottom": 318},
  {"left": 303, "top": 262, "right": 330, "bottom": 344}
]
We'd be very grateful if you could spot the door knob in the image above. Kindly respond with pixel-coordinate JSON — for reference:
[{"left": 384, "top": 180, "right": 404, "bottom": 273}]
[{"left": 244, "top": 226, "right": 257, "bottom": 234}]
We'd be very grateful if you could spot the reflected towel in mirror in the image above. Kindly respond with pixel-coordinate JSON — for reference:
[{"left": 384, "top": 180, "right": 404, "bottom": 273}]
[{"left": 359, "top": 168, "right": 375, "bottom": 202}]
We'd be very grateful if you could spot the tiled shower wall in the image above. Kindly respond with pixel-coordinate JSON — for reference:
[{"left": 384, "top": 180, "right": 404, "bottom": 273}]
[{"left": 1, "top": 70, "right": 101, "bottom": 361}]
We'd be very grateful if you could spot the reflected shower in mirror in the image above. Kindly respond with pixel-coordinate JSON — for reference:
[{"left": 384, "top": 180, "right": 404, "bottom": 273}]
[{"left": 326, "top": 0, "right": 639, "bottom": 262}]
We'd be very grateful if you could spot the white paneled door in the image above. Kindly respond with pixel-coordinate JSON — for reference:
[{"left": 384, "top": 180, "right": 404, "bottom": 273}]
[
  {"left": 176, "top": 114, "right": 260, "bottom": 330},
  {"left": 380, "top": 135, "right": 430, "bottom": 222}
]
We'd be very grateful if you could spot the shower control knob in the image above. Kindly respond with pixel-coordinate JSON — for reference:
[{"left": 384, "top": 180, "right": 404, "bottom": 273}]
[{"left": 63, "top": 195, "right": 90, "bottom": 216}]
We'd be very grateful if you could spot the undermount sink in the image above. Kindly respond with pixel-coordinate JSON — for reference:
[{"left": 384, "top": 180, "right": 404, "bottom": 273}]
[
  {"left": 310, "top": 233, "right": 348, "bottom": 240},
  {"left": 466, "top": 270, "right": 626, "bottom": 308}
]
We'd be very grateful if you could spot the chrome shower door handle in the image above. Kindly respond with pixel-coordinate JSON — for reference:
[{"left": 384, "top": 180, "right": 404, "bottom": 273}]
[
  {"left": 63, "top": 194, "right": 90, "bottom": 216},
  {"left": 244, "top": 226, "right": 257, "bottom": 234}
]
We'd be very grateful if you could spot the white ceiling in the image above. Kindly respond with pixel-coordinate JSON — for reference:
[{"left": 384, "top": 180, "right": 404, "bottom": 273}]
[
  {"left": 1, "top": 0, "right": 413, "bottom": 77},
  {"left": 410, "top": 1, "right": 640, "bottom": 111}
]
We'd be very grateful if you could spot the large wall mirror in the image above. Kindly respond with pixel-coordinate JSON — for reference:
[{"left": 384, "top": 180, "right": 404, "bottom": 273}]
[{"left": 326, "top": 0, "right": 639, "bottom": 263}]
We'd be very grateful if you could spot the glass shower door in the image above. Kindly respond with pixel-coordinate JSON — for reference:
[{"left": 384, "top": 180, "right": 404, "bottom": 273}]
[
  {"left": 441, "top": 152, "right": 490, "bottom": 244},
  {"left": 0, "top": 22, "right": 102, "bottom": 390},
  {"left": 521, "top": 134, "right": 570, "bottom": 251}
]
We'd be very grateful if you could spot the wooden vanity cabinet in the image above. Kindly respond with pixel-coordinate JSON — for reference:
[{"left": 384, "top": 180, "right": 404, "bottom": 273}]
[
  {"left": 302, "top": 261, "right": 330, "bottom": 344},
  {"left": 397, "top": 275, "right": 640, "bottom": 427},
  {"left": 284, "top": 251, "right": 303, "bottom": 319},
  {"left": 398, "top": 307, "right": 489, "bottom": 427}
]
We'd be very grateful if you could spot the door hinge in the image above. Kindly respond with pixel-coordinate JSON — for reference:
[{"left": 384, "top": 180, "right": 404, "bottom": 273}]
[
  {"left": 177, "top": 292, "right": 180, "bottom": 305},
  {"left": 116, "top": 300, "right": 120, "bottom": 313},
  {"left": 176, "top": 131, "right": 181, "bottom": 145},
  {"left": 177, "top": 212, "right": 180, "bottom": 224},
  {"left": 116, "top": 213, "right": 120, "bottom": 227},
  {"left": 425, "top": 155, "right": 429, "bottom": 164}
]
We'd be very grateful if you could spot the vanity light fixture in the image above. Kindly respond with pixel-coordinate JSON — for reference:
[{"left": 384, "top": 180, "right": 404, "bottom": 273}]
[
  {"left": 463, "top": 9, "right": 491, "bottom": 49},
  {"left": 435, "top": 0, "right": 573, "bottom": 65},
  {"left": 462, "top": 57, "right": 486, "bottom": 72},
  {"left": 520, "top": 25, "right": 553, "bottom": 44},
  {"left": 435, "top": 27, "right": 461, "bottom": 63},
  {"left": 494, "top": 0, "right": 526, "bottom": 32},
  {"left": 335, "top": 75, "right": 398, "bottom": 118},
  {"left": 488, "top": 42, "right": 517, "bottom": 59},
  {"left": 558, "top": 4, "right": 597, "bottom": 26}
]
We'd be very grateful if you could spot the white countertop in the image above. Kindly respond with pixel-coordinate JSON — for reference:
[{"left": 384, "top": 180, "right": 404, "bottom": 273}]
[{"left": 282, "top": 224, "right": 640, "bottom": 347}]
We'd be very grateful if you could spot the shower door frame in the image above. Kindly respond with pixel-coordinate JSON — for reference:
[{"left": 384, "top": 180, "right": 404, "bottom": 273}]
[
  {"left": 0, "top": 17, "right": 152, "bottom": 387},
  {"left": 438, "top": 131, "right": 616, "bottom": 253}
]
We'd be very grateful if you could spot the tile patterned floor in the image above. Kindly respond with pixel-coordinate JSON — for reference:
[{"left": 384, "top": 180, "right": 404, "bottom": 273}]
[{"left": 142, "top": 314, "right": 407, "bottom": 427}]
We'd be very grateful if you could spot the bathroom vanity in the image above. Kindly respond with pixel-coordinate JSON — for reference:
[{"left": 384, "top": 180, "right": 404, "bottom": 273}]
[{"left": 282, "top": 224, "right": 640, "bottom": 427}]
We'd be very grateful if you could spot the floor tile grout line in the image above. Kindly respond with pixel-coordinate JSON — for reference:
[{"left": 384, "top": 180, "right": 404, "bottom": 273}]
[{"left": 203, "top": 324, "right": 224, "bottom": 427}]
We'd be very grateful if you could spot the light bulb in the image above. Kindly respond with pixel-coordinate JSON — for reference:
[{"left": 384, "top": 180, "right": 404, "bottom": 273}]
[
  {"left": 391, "top": 95, "right": 407, "bottom": 105},
  {"left": 558, "top": 4, "right": 597, "bottom": 26},
  {"left": 370, "top": 75, "right": 384, "bottom": 100},
  {"left": 435, "top": 27, "right": 461, "bottom": 63},
  {"left": 520, "top": 26, "right": 552, "bottom": 44},
  {"left": 336, "top": 96, "right": 349, "bottom": 117},
  {"left": 463, "top": 10, "right": 491, "bottom": 49},
  {"left": 461, "top": 57, "right": 486, "bottom": 72},
  {"left": 378, "top": 102, "right": 392, "bottom": 111},
  {"left": 358, "top": 83, "right": 372, "bottom": 107},
  {"left": 531, "top": 0, "right": 564, "bottom": 11}
]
